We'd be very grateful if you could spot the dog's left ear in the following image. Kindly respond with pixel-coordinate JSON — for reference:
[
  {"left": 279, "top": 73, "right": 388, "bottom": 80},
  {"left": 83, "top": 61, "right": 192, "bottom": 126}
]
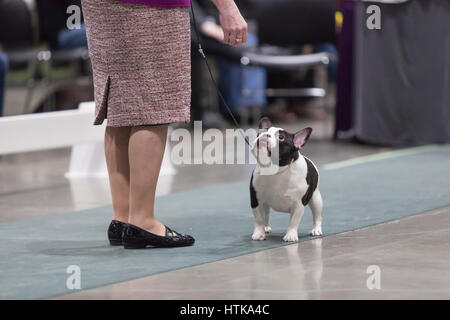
[{"left": 293, "top": 127, "right": 312, "bottom": 149}]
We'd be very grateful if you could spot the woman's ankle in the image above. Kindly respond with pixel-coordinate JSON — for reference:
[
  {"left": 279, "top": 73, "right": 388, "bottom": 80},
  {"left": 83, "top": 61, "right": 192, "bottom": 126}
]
[
  {"left": 112, "top": 213, "right": 129, "bottom": 224},
  {"left": 128, "top": 217, "right": 166, "bottom": 236}
]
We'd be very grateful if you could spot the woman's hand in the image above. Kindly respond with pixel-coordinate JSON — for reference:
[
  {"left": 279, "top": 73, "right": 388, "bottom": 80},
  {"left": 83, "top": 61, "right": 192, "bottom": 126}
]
[{"left": 211, "top": 0, "right": 248, "bottom": 46}]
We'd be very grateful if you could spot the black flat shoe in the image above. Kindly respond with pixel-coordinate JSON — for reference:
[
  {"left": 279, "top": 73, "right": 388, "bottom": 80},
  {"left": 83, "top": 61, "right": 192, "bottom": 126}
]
[
  {"left": 122, "top": 223, "right": 195, "bottom": 249},
  {"left": 108, "top": 220, "right": 127, "bottom": 246}
]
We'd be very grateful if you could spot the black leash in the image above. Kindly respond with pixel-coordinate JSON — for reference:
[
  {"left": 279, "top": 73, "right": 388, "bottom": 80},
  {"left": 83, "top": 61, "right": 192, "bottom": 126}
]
[{"left": 190, "top": 4, "right": 252, "bottom": 147}]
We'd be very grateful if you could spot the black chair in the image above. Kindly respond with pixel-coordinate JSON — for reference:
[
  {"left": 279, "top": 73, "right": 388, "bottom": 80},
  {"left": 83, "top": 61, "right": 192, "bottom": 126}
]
[
  {"left": 34, "top": 0, "right": 91, "bottom": 111},
  {"left": 191, "top": 0, "right": 338, "bottom": 124},
  {"left": 0, "top": 0, "right": 35, "bottom": 51},
  {"left": 35, "top": 0, "right": 90, "bottom": 69},
  {"left": 246, "top": 0, "right": 337, "bottom": 102},
  {"left": 0, "top": 0, "right": 50, "bottom": 113},
  {"left": 256, "top": 0, "right": 337, "bottom": 47}
]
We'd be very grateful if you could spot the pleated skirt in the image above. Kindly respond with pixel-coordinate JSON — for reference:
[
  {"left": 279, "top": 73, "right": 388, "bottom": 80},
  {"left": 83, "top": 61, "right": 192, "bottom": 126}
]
[{"left": 81, "top": 0, "right": 191, "bottom": 126}]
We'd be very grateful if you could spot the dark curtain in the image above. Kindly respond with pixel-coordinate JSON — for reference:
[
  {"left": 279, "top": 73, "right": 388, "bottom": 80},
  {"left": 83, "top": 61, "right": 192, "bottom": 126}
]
[{"left": 353, "top": 0, "right": 450, "bottom": 146}]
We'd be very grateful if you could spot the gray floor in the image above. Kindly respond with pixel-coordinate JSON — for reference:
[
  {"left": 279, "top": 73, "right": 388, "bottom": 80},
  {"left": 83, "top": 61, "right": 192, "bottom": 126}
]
[
  {"left": 1, "top": 121, "right": 449, "bottom": 300},
  {"left": 56, "top": 207, "right": 450, "bottom": 300}
]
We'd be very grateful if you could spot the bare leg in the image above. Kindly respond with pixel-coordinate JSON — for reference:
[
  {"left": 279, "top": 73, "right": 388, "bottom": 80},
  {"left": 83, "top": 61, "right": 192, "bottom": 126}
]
[
  {"left": 128, "top": 124, "right": 168, "bottom": 236},
  {"left": 104, "top": 126, "right": 131, "bottom": 223}
]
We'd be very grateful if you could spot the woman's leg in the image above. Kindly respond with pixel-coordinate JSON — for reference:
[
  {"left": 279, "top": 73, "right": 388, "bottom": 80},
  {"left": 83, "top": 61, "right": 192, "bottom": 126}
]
[
  {"left": 128, "top": 124, "right": 168, "bottom": 236},
  {"left": 104, "top": 126, "right": 132, "bottom": 223}
]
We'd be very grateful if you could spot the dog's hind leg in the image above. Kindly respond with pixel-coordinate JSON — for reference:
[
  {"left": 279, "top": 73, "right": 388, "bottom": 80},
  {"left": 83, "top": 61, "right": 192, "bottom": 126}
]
[{"left": 309, "top": 190, "right": 323, "bottom": 236}]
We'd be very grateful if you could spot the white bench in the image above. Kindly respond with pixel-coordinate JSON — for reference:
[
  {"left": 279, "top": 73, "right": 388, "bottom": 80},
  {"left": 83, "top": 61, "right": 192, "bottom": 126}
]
[{"left": 0, "top": 101, "right": 177, "bottom": 178}]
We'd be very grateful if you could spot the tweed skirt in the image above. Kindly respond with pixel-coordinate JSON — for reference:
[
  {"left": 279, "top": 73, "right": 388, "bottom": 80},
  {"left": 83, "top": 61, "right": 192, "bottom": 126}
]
[{"left": 81, "top": 0, "right": 191, "bottom": 127}]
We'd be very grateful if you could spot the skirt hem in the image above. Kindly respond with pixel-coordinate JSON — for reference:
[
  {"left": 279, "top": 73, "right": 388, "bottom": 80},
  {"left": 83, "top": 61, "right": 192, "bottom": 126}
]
[{"left": 94, "top": 109, "right": 191, "bottom": 127}]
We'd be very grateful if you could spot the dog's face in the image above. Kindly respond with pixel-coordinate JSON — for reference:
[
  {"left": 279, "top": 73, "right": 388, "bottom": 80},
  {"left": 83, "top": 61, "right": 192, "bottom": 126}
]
[{"left": 252, "top": 117, "right": 312, "bottom": 167}]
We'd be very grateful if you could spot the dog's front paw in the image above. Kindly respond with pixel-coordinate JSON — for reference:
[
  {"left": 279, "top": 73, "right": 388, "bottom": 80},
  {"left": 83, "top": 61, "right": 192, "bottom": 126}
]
[
  {"left": 310, "top": 225, "right": 323, "bottom": 236},
  {"left": 252, "top": 232, "right": 266, "bottom": 241},
  {"left": 283, "top": 231, "right": 298, "bottom": 242},
  {"left": 252, "top": 229, "right": 266, "bottom": 241},
  {"left": 264, "top": 226, "right": 272, "bottom": 234}
]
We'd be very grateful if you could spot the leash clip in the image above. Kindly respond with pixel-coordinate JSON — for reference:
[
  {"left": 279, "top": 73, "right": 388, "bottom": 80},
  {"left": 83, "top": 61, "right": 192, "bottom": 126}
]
[{"left": 198, "top": 44, "right": 206, "bottom": 59}]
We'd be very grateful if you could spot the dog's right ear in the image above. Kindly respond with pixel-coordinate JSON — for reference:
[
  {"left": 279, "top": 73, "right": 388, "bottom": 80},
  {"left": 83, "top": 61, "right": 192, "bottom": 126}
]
[
  {"left": 293, "top": 127, "right": 312, "bottom": 149},
  {"left": 258, "top": 117, "right": 272, "bottom": 130}
]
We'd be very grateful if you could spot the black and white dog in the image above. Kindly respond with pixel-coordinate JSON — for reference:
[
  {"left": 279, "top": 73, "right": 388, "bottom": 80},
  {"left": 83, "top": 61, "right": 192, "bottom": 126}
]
[{"left": 250, "top": 117, "right": 323, "bottom": 242}]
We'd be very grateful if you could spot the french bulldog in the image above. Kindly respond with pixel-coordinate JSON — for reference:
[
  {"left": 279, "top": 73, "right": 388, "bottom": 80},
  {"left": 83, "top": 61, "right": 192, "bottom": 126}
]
[{"left": 250, "top": 117, "right": 323, "bottom": 242}]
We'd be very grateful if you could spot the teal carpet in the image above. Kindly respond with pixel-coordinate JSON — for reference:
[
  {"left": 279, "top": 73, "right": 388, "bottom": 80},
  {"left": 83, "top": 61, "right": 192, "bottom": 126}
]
[{"left": 1, "top": 145, "right": 450, "bottom": 299}]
